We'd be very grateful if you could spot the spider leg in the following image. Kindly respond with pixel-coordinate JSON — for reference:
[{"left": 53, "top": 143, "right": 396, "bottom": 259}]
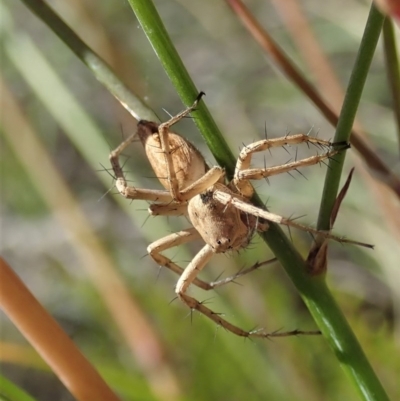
[
  {"left": 148, "top": 228, "right": 207, "bottom": 285},
  {"left": 177, "top": 245, "right": 320, "bottom": 338},
  {"left": 213, "top": 190, "right": 374, "bottom": 249},
  {"left": 149, "top": 229, "right": 276, "bottom": 290},
  {"left": 149, "top": 202, "right": 189, "bottom": 217},
  {"left": 148, "top": 166, "right": 225, "bottom": 216},
  {"left": 116, "top": 187, "right": 173, "bottom": 202},
  {"left": 179, "top": 166, "right": 224, "bottom": 201},
  {"left": 109, "top": 131, "right": 137, "bottom": 186},
  {"left": 109, "top": 129, "right": 174, "bottom": 202},
  {"left": 233, "top": 134, "right": 348, "bottom": 197},
  {"left": 208, "top": 258, "right": 277, "bottom": 289},
  {"left": 238, "top": 147, "right": 347, "bottom": 182}
]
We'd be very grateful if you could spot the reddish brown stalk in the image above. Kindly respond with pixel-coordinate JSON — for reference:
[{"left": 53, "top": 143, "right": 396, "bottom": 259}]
[{"left": 0, "top": 257, "right": 121, "bottom": 401}]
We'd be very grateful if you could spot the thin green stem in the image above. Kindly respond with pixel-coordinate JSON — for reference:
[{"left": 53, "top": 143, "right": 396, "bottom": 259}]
[
  {"left": 383, "top": 18, "right": 400, "bottom": 155},
  {"left": 317, "top": 6, "right": 386, "bottom": 230},
  {"left": 19, "top": 0, "right": 157, "bottom": 121}
]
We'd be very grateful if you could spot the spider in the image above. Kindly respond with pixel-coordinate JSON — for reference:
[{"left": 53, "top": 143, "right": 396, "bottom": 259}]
[{"left": 110, "top": 92, "right": 370, "bottom": 339}]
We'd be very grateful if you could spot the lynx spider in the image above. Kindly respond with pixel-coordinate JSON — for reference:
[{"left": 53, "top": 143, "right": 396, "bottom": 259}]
[{"left": 110, "top": 92, "right": 370, "bottom": 339}]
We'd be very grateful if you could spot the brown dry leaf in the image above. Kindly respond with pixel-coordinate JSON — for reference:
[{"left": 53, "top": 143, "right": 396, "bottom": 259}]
[{"left": 307, "top": 168, "right": 355, "bottom": 274}]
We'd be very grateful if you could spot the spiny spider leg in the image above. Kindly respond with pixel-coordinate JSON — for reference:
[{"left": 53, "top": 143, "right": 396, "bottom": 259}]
[
  {"left": 176, "top": 244, "right": 320, "bottom": 338},
  {"left": 148, "top": 228, "right": 210, "bottom": 290},
  {"left": 213, "top": 189, "right": 374, "bottom": 248},
  {"left": 109, "top": 131, "right": 174, "bottom": 202},
  {"left": 149, "top": 202, "right": 188, "bottom": 217},
  {"left": 148, "top": 229, "right": 278, "bottom": 291},
  {"left": 180, "top": 292, "right": 321, "bottom": 338},
  {"left": 208, "top": 258, "right": 278, "bottom": 289},
  {"left": 239, "top": 145, "right": 348, "bottom": 181},
  {"left": 148, "top": 166, "right": 224, "bottom": 216},
  {"left": 234, "top": 134, "right": 348, "bottom": 197}
]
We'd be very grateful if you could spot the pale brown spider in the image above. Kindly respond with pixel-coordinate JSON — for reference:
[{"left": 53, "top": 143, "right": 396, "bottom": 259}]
[{"left": 110, "top": 93, "right": 370, "bottom": 338}]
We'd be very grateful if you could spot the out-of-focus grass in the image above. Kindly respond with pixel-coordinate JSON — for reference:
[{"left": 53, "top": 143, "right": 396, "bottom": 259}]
[{"left": 1, "top": 1, "right": 399, "bottom": 401}]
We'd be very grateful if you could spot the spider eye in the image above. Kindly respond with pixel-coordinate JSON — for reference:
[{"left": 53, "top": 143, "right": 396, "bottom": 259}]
[{"left": 216, "top": 238, "right": 231, "bottom": 247}]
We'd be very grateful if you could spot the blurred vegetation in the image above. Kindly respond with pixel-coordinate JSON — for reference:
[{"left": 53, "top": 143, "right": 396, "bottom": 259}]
[{"left": 1, "top": 1, "right": 399, "bottom": 400}]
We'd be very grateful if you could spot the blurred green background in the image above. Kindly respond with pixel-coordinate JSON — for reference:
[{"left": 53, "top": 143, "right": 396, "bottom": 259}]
[{"left": 1, "top": 1, "right": 399, "bottom": 400}]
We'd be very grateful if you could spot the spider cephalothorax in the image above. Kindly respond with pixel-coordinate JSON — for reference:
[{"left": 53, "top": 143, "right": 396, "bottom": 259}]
[{"left": 188, "top": 183, "right": 263, "bottom": 253}]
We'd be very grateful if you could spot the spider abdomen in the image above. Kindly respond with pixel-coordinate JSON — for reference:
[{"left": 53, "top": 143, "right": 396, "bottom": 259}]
[{"left": 137, "top": 120, "right": 208, "bottom": 191}]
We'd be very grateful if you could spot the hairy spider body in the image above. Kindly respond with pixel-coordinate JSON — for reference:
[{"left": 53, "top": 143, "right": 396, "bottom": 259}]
[{"left": 110, "top": 93, "right": 372, "bottom": 339}]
